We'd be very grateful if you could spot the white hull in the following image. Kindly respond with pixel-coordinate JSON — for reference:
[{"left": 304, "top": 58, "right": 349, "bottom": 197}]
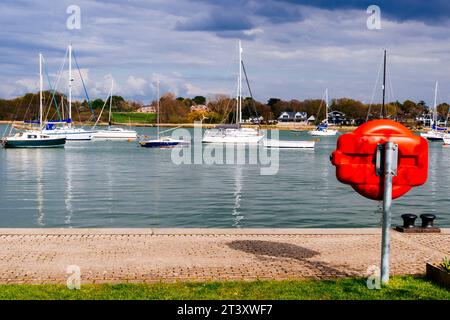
[
  {"left": 444, "top": 137, "right": 450, "bottom": 145},
  {"left": 202, "top": 128, "right": 264, "bottom": 144},
  {"left": 420, "top": 131, "right": 444, "bottom": 141},
  {"left": 43, "top": 127, "right": 93, "bottom": 141},
  {"left": 92, "top": 128, "right": 138, "bottom": 140},
  {"left": 309, "top": 129, "right": 337, "bottom": 136},
  {"left": 264, "top": 139, "right": 315, "bottom": 149},
  {"left": 202, "top": 135, "right": 264, "bottom": 144}
]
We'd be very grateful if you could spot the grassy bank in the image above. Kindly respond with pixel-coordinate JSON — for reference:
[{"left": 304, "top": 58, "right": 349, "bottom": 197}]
[
  {"left": 111, "top": 112, "right": 156, "bottom": 124},
  {"left": 0, "top": 276, "right": 448, "bottom": 300}
]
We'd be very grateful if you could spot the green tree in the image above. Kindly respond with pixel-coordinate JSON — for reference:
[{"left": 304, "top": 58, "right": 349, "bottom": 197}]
[{"left": 193, "top": 96, "right": 206, "bottom": 105}]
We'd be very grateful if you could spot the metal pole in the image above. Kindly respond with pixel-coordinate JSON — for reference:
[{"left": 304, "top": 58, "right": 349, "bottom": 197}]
[
  {"left": 238, "top": 40, "right": 242, "bottom": 124},
  {"left": 380, "top": 141, "right": 397, "bottom": 284},
  {"left": 382, "top": 50, "right": 386, "bottom": 119},
  {"left": 39, "top": 53, "right": 43, "bottom": 130},
  {"left": 157, "top": 80, "right": 160, "bottom": 139},
  {"left": 68, "top": 44, "right": 72, "bottom": 128}
]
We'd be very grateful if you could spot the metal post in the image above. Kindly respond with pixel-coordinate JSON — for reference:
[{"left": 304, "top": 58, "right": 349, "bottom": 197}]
[
  {"left": 68, "top": 44, "right": 72, "bottom": 128},
  {"left": 380, "top": 141, "right": 397, "bottom": 284}
]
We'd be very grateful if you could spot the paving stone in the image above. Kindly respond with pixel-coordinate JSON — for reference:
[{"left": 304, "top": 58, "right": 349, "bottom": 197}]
[{"left": 0, "top": 228, "right": 448, "bottom": 284}]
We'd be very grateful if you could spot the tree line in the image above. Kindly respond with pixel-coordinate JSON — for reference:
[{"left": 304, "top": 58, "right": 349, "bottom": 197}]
[{"left": 0, "top": 91, "right": 447, "bottom": 125}]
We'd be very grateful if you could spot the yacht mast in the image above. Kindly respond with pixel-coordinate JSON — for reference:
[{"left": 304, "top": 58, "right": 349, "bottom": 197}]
[
  {"left": 68, "top": 44, "right": 73, "bottom": 128},
  {"left": 61, "top": 96, "right": 64, "bottom": 120},
  {"left": 325, "top": 88, "right": 329, "bottom": 125},
  {"left": 109, "top": 79, "right": 114, "bottom": 126},
  {"left": 157, "top": 80, "right": 160, "bottom": 138},
  {"left": 39, "top": 53, "right": 43, "bottom": 129},
  {"left": 238, "top": 40, "right": 242, "bottom": 124},
  {"left": 433, "top": 81, "right": 438, "bottom": 128}
]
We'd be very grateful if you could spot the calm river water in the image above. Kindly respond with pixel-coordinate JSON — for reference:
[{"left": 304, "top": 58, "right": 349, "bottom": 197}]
[{"left": 0, "top": 125, "right": 449, "bottom": 228}]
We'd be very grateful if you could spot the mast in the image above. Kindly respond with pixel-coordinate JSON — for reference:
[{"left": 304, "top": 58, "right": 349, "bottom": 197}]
[
  {"left": 325, "top": 88, "right": 329, "bottom": 124},
  {"left": 433, "top": 81, "right": 438, "bottom": 129},
  {"left": 382, "top": 49, "right": 386, "bottom": 119},
  {"left": 61, "top": 96, "right": 64, "bottom": 120},
  {"left": 39, "top": 53, "right": 43, "bottom": 129},
  {"left": 68, "top": 44, "right": 73, "bottom": 128},
  {"left": 238, "top": 40, "right": 242, "bottom": 124},
  {"left": 157, "top": 80, "right": 160, "bottom": 138},
  {"left": 109, "top": 79, "right": 113, "bottom": 126}
]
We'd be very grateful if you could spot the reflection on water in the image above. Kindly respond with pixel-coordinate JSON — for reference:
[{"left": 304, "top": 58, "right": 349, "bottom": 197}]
[
  {"left": 231, "top": 165, "right": 244, "bottom": 227},
  {"left": 36, "top": 150, "right": 44, "bottom": 226},
  {"left": 0, "top": 125, "right": 449, "bottom": 228},
  {"left": 64, "top": 150, "right": 73, "bottom": 226}
]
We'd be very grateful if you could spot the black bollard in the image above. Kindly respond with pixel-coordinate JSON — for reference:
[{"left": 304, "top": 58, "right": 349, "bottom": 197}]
[
  {"left": 401, "top": 214, "right": 417, "bottom": 228},
  {"left": 420, "top": 214, "right": 436, "bottom": 228}
]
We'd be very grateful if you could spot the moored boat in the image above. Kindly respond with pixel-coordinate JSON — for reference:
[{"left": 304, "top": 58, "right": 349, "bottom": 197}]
[
  {"left": 1, "top": 53, "right": 66, "bottom": 149},
  {"left": 139, "top": 137, "right": 189, "bottom": 148},
  {"left": 309, "top": 89, "right": 338, "bottom": 137},
  {"left": 1, "top": 131, "right": 66, "bottom": 148},
  {"left": 139, "top": 80, "right": 190, "bottom": 148},
  {"left": 92, "top": 79, "right": 138, "bottom": 141},
  {"left": 420, "top": 81, "right": 446, "bottom": 142},
  {"left": 202, "top": 41, "right": 264, "bottom": 144},
  {"left": 93, "top": 127, "right": 138, "bottom": 140},
  {"left": 41, "top": 44, "right": 93, "bottom": 141}
]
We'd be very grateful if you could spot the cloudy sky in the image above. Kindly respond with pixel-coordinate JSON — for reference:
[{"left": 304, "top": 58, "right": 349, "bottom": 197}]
[{"left": 1, "top": 0, "right": 450, "bottom": 105}]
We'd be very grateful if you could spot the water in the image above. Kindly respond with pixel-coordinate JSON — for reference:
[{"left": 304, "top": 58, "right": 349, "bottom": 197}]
[{"left": 0, "top": 125, "right": 449, "bottom": 228}]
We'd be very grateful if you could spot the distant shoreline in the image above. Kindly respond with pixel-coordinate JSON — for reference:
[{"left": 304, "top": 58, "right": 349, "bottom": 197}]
[{"left": 0, "top": 120, "right": 429, "bottom": 132}]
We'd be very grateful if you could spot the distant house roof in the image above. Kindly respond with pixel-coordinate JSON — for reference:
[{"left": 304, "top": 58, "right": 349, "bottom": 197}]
[
  {"left": 278, "top": 111, "right": 307, "bottom": 120},
  {"left": 328, "top": 111, "right": 345, "bottom": 117},
  {"left": 190, "top": 104, "right": 210, "bottom": 112},
  {"left": 137, "top": 105, "right": 156, "bottom": 113}
]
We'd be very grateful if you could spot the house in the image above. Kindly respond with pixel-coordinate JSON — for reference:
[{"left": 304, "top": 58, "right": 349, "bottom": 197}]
[
  {"left": 190, "top": 105, "right": 210, "bottom": 112},
  {"left": 307, "top": 115, "right": 315, "bottom": 124},
  {"left": 137, "top": 105, "right": 156, "bottom": 113},
  {"left": 416, "top": 114, "right": 446, "bottom": 126},
  {"left": 246, "top": 116, "right": 264, "bottom": 124},
  {"left": 278, "top": 111, "right": 307, "bottom": 122},
  {"left": 327, "top": 111, "right": 347, "bottom": 125}
]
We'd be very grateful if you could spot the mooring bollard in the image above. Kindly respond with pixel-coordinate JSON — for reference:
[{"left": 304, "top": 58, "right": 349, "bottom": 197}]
[
  {"left": 401, "top": 214, "right": 418, "bottom": 228},
  {"left": 420, "top": 214, "right": 436, "bottom": 228}
]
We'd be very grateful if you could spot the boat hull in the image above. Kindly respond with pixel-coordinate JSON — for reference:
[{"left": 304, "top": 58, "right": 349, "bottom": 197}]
[
  {"left": 309, "top": 130, "right": 337, "bottom": 136},
  {"left": 202, "top": 134, "right": 264, "bottom": 144},
  {"left": 420, "top": 132, "right": 444, "bottom": 141},
  {"left": 92, "top": 130, "right": 138, "bottom": 140},
  {"left": 139, "top": 140, "right": 189, "bottom": 148},
  {"left": 264, "top": 139, "right": 315, "bottom": 149},
  {"left": 2, "top": 137, "right": 66, "bottom": 148},
  {"left": 43, "top": 129, "right": 93, "bottom": 141}
]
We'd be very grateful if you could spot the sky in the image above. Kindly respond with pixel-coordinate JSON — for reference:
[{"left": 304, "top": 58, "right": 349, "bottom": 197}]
[{"left": 1, "top": 0, "right": 450, "bottom": 105}]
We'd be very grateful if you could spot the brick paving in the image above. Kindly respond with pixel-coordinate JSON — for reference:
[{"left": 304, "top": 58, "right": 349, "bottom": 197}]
[{"left": 0, "top": 228, "right": 448, "bottom": 284}]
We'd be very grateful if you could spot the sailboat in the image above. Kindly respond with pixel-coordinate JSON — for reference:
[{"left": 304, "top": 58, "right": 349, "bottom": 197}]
[
  {"left": 92, "top": 79, "right": 138, "bottom": 140},
  {"left": 309, "top": 89, "right": 338, "bottom": 136},
  {"left": 420, "top": 81, "right": 446, "bottom": 141},
  {"left": 202, "top": 41, "right": 264, "bottom": 144},
  {"left": 139, "top": 81, "right": 189, "bottom": 148},
  {"left": 1, "top": 54, "right": 66, "bottom": 148},
  {"left": 42, "top": 44, "right": 94, "bottom": 141}
]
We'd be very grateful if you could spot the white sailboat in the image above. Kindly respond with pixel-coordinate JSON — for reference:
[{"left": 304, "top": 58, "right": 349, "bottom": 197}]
[
  {"left": 202, "top": 41, "right": 264, "bottom": 144},
  {"left": 443, "top": 135, "right": 450, "bottom": 145},
  {"left": 2, "top": 53, "right": 66, "bottom": 148},
  {"left": 139, "top": 80, "right": 189, "bottom": 148},
  {"left": 309, "top": 88, "right": 338, "bottom": 136},
  {"left": 420, "top": 81, "right": 446, "bottom": 141},
  {"left": 42, "top": 44, "right": 94, "bottom": 141},
  {"left": 92, "top": 79, "right": 138, "bottom": 140}
]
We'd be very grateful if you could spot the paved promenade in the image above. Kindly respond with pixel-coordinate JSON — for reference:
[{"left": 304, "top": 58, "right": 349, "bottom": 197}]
[{"left": 0, "top": 228, "right": 448, "bottom": 284}]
